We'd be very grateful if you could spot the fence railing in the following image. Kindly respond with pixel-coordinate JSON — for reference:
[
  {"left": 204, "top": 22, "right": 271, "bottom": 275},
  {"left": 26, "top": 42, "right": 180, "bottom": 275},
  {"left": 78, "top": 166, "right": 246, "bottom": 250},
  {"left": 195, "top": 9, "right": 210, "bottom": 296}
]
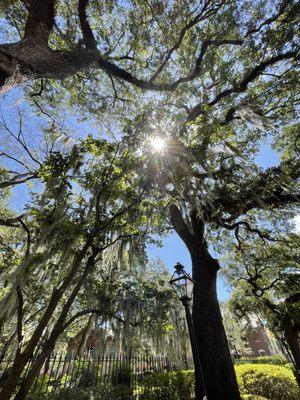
[{"left": 0, "top": 353, "right": 192, "bottom": 398}]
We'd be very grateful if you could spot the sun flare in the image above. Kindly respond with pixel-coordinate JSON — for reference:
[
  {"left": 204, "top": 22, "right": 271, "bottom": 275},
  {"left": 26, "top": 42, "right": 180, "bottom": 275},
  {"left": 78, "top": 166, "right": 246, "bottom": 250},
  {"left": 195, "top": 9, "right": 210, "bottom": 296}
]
[{"left": 150, "top": 136, "right": 166, "bottom": 152}]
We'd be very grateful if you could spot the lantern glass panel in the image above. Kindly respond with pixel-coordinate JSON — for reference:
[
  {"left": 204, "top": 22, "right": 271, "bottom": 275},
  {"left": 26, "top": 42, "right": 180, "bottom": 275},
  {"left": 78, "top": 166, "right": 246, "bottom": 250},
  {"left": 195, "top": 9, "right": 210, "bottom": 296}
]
[
  {"left": 186, "top": 280, "right": 193, "bottom": 299},
  {"left": 173, "top": 276, "right": 188, "bottom": 299}
]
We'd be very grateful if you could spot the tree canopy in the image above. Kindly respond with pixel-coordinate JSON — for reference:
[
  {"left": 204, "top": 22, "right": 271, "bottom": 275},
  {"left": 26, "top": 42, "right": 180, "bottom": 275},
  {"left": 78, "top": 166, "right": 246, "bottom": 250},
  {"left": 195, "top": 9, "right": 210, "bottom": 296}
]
[{"left": 0, "top": 1, "right": 299, "bottom": 399}]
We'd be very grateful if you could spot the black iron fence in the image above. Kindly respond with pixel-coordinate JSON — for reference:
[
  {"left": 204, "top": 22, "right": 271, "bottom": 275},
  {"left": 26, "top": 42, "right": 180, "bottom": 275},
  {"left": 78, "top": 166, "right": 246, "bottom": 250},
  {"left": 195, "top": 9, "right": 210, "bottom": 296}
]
[{"left": 0, "top": 353, "right": 192, "bottom": 398}]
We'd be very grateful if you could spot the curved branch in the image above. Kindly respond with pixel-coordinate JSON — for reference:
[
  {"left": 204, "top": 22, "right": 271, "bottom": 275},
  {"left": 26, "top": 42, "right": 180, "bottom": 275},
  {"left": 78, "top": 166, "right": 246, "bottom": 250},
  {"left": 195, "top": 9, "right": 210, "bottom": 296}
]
[
  {"left": 63, "top": 308, "right": 101, "bottom": 331},
  {"left": 78, "top": 0, "right": 97, "bottom": 50},
  {"left": 0, "top": 173, "right": 38, "bottom": 189},
  {"left": 220, "top": 220, "right": 275, "bottom": 242},
  {"left": 0, "top": 215, "right": 25, "bottom": 227},
  {"left": 149, "top": 1, "right": 229, "bottom": 82},
  {"left": 170, "top": 204, "right": 193, "bottom": 246}
]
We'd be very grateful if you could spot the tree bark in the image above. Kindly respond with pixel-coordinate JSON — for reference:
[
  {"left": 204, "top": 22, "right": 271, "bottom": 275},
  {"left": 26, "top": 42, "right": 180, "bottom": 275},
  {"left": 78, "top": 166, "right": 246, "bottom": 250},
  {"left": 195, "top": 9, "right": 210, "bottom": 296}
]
[
  {"left": 0, "top": 42, "right": 97, "bottom": 89},
  {"left": 284, "top": 324, "right": 300, "bottom": 386},
  {"left": 0, "top": 0, "right": 56, "bottom": 91},
  {"left": 24, "top": 0, "right": 55, "bottom": 44},
  {"left": 191, "top": 243, "right": 241, "bottom": 400},
  {"left": 170, "top": 204, "right": 241, "bottom": 400}
]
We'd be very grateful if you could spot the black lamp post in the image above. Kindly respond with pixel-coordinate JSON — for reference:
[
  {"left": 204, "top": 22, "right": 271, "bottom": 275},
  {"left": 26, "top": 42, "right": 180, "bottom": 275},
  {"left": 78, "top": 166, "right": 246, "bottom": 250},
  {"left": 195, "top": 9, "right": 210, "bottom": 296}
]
[{"left": 169, "top": 262, "right": 207, "bottom": 400}]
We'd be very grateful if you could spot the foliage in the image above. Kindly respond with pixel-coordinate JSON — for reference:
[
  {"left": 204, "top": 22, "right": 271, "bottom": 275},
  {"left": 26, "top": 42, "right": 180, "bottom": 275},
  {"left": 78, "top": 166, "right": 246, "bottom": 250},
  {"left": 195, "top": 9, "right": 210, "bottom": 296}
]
[
  {"left": 235, "top": 363, "right": 300, "bottom": 400},
  {"left": 139, "top": 367, "right": 299, "bottom": 400},
  {"left": 236, "top": 355, "right": 289, "bottom": 366},
  {"left": 0, "top": 0, "right": 300, "bottom": 398},
  {"left": 27, "top": 365, "right": 300, "bottom": 400},
  {"left": 28, "top": 385, "right": 134, "bottom": 400},
  {"left": 0, "top": 129, "right": 171, "bottom": 399},
  {"left": 140, "top": 370, "right": 194, "bottom": 400},
  {"left": 220, "top": 301, "right": 252, "bottom": 356},
  {"left": 111, "top": 363, "right": 133, "bottom": 387},
  {"left": 224, "top": 237, "right": 300, "bottom": 370}
]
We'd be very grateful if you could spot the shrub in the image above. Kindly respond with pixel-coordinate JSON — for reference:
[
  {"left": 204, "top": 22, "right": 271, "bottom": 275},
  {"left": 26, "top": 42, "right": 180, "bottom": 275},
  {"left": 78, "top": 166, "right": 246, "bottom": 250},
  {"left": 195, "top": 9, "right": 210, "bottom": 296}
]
[
  {"left": 27, "top": 384, "right": 134, "bottom": 400},
  {"left": 139, "top": 386, "right": 180, "bottom": 400},
  {"left": 173, "top": 370, "right": 194, "bottom": 400},
  {"left": 111, "top": 363, "right": 132, "bottom": 386},
  {"left": 235, "top": 363, "right": 300, "bottom": 400},
  {"left": 27, "top": 388, "right": 89, "bottom": 400},
  {"left": 237, "top": 355, "right": 289, "bottom": 366},
  {"left": 140, "top": 370, "right": 194, "bottom": 400},
  {"left": 28, "top": 363, "right": 299, "bottom": 400},
  {"left": 94, "top": 384, "right": 134, "bottom": 400}
]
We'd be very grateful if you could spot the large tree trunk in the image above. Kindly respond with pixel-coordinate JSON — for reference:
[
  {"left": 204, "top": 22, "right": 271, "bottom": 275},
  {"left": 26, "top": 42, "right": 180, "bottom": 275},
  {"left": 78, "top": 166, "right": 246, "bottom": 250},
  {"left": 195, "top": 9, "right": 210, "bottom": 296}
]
[
  {"left": 191, "top": 244, "right": 241, "bottom": 400},
  {"left": 170, "top": 205, "right": 241, "bottom": 400},
  {"left": 284, "top": 324, "right": 300, "bottom": 386}
]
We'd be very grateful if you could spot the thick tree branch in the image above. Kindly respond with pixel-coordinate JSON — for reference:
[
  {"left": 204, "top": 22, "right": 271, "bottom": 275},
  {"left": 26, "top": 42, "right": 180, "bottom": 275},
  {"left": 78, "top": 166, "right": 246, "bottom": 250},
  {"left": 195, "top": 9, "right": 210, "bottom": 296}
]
[
  {"left": 78, "top": 0, "right": 97, "bottom": 50},
  {"left": 0, "top": 173, "right": 38, "bottom": 189},
  {"left": 0, "top": 215, "right": 25, "bottom": 227},
  {"left": 24, "top": 0, "right": 56, "bottom": 43},
  {"left": 212, "top": 162, "right": 300, "bottom": 222},
  {"left": 285, "top": 293, "right": 300, "bottom": 304},
  {"left": 18, "top": 218, "right": 31, "bottom": 257},
  {"left": 170, "top": 204, "right": 193, "bottom": 246}
]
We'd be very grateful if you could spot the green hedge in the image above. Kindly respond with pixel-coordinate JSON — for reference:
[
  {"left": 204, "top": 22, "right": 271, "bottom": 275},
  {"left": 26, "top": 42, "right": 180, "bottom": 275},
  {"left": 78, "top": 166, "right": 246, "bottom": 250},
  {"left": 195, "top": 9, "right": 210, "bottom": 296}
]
[
  {"left": 28, "top": 385, "right": 134, "bottom": 400},
  {"left": 140, "top": 370, "right": 194, "bottom": 400},
  {"left": 28, "top": 371, "right": 194, "bottom": 400},
  {"left": 27, "top": 363, "right": 299, "bottom": 400},
  {"left": 237, "top": 355, "right": 289, "bottom": 366},
  {"left": 235, "top": 363, "right": 300, "bottom": 400}
]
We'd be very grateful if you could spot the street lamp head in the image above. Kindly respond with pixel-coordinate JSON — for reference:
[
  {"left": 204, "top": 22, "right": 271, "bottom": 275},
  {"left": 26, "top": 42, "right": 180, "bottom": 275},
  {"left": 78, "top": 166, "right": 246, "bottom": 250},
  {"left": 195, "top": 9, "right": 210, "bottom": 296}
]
[{"left": 169, "top": 262, "right": 194, "bottom": 302}]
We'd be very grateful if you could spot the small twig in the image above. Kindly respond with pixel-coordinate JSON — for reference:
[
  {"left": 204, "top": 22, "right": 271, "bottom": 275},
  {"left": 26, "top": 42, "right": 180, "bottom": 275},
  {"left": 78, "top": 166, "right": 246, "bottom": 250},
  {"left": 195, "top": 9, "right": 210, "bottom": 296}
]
[
  {"left": 18, "top": 217, "right": 31, "bottom": 256},
  {"left": 31, "top": 79, "right": 47, "bottom": 97}
]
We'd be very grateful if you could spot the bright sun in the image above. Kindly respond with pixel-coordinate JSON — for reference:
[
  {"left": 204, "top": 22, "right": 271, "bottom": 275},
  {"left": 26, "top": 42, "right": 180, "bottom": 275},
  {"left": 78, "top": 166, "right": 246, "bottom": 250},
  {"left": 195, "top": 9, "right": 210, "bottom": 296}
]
[{"left": 150, "top": 136, "right": 166, "bottom": 152}]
